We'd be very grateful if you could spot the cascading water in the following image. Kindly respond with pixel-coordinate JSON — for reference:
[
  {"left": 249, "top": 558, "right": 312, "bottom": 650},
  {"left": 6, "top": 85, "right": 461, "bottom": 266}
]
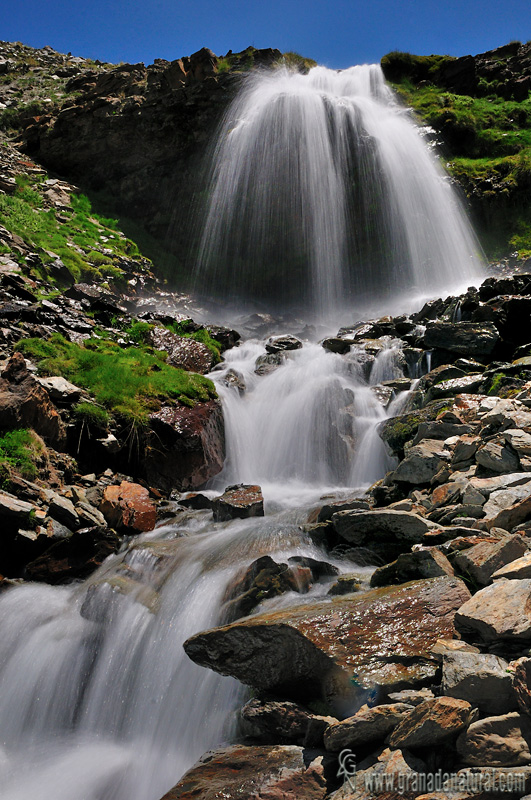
[
  {"left": 0, "top": 62, "right": 484, "bottom": 800},
  {"left": 195, "top": 64, "right": 483, "bottom": 315}
]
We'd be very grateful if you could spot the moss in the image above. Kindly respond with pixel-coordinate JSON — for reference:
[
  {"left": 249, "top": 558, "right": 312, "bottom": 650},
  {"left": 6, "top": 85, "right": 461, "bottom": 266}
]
[
  {"left": 166, "top": 320, "right": 222, "bottom": 364},
  {"left": 0, "top": 428, "right": 44, "bottom": 483},
  {"left": 15, "top": 333, "right": 217, "bottom": 424}
]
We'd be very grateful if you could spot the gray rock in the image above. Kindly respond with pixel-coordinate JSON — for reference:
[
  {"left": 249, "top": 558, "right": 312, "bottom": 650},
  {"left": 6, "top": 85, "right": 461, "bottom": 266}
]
[
  {"left": 47, "top": 494, "right": 79, "bottom": 530},
  {"left": 0, "top": 490, "right": 36, "bottom": 522},
  {"left": 387, "top": 688, "right": 435, "bottom": 706},
  {"left": 76, "top": 501, "right": 107, "bottom": 528},
  {"left": 324, "top": 703, "right": 412, "bottom": 751},
  {"left": 470, "top": 472, "right": 531, "bottom": 496},
  {"left": 476, "top": 439, "right": 521, "bottom": 474},
  {"left": 370, "top": 549, "right": 454, "bottom": 588},
  {"left": 239, "top": 697, "right": 336, "bottom": 747},
  {"left": 265, "top": 335, "right": 302, "bottom": 354},
  {"left": 483, "top": 485, "right": 531, "bottom": 518},
  {"left": 392, "top": 439, "right": 450, "bottom": 484},
  {"left": 36, "top": 375, "right": 82, "bottom": 402},
  {"left": 457, "top": 712, "right": 531, "bottom": 766},
  {"left": 389, "top": 696, "right": 473, "bottom": 748},
  {"left": 504, "top": 429, "right": 531, "bottom": 456},
  {"left": 452, "top": 534, "right": 529, "bottom": 586},
  {"left": 331, "top": 509, "right": 437, "bottom": 547},
  {"left": 455, "top": 579, "right": 531, "bottom": 644},
  {"left": 512, "top": 657, "right": 531, "bottom": 716},
  {"left": 442, "top": 651, "right": 517, "bottom": 714},
  {"left": 212, "top": 484, "right": 264, "bottom": 522}
]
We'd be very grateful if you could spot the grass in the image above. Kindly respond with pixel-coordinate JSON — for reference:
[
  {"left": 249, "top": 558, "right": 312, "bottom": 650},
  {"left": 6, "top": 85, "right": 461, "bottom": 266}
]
[
  {"left": 15, "top": 333, "right": 217, "bottom": 423},
  {"left": 165, "top": 320, "right": 222, "bottom": 363},
  {"left": 0, "top": 428, "right": 44, "bottom": 483}
]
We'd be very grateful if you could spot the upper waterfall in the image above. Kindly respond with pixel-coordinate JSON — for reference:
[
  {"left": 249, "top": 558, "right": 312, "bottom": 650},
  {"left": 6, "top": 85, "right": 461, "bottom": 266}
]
[{"left": 194, "top": 63, "right": 483, "bottom": 315}]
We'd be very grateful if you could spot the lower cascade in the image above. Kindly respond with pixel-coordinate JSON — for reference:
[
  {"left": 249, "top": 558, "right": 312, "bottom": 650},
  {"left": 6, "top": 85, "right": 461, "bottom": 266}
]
[{"left": 0, "top": 61, "right": 497, "bottom": 800}]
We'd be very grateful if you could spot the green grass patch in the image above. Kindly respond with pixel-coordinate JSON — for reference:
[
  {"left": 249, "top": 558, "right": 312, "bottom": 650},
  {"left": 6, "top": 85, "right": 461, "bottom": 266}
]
[
  {"left": 0, "top": 428, "right": 43, "bottom": 482},
  {"left": 166, "top": 320, "right": 222, "bottom": 364},
  {"left": 15, "top": 333, "right": 217, "bottom": 422},
  {"left": 72, "top": 401, "right": 110, "bottom": 428}
]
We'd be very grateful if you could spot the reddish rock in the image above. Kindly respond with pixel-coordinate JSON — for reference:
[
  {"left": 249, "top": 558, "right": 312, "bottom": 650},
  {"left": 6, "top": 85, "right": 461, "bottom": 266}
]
[
  {"left": 512, "top": 658, "right": 531, "bottom": 716},
  {"left": 159, "top": 744, "right": 328, "bottom": 800},
  {"left": 456, "top": 712, "right": 531, "bottom": 766},
  {"left": 0, "top": 352, "right": 65, "bottom": 446},
  {"left": 213, "top": 484, "right": 264, "bottom": 522},
  {"left": 389, "top": 696, "right": 473, "bottom": 749},
  {"left": 100, "top": 481, "right": 156, "bottom": 534},
  {"left": 149, "top": 327, "right": 215, "bottom": 374},
  {"left": 145, "top": 399, "right": 225, "bottom": 492}
]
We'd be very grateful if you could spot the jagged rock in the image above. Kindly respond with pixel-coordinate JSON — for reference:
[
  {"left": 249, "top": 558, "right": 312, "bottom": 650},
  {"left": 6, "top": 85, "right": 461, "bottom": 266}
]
[
  {"left": 442, "top": 652, "right": 517, "bottom": 714},
  {"left": 389, "top": 696, "right": 473, "bottom": 749},
  {"left": 455, "top": 579, "right": 531, "bottom": 644},
  {"left": 328, "top": 746, "right": 426, "bottom": 799},
  {"left": 148, "top": 327, "right": 214, "bottom": 374},
  {"left": 222, "top": 555, "right": 310, "bottom": 619},
  {"left": 483, "top": 485, "right": 531, "bottom": 518},
  {"left": 422, "top": 322, "right": 499, "bottom": 356},
  {"left": 493, "top": 552, "right": 531, "bottom": 580},
  {"left": 24, "top": 527, "right": 122, "bottom": 583},
  {"left": 470, "top": 472, "right": 531, "bottom": 496},
  {"left": 456, "top": 712, "right": 531, "bottom": 766},
  {"left": 47, "top": 494, "right": 79, "bottom": 530},
  {"left": 100, "top": 481, "right": 156, "bottom": 534},
  {"left": 220, "top": 368, "right": 245, "bottom": 394},
  {"left": 265, "top": 335, "right": 302, "bottom": 354},
  {"left": 75, "top": 501, "right": 107, "bottom": 528},
  {"left": 36, "top": 375, "right": 82, "bottom": 402},
  {"left": 391, "top": 439, "right": 450, "bottom": 484},
  {"left": 205, "top": 324, "right": 240, "bottom": 352},
  {"left": 184, "top": 576, "right": 470, "bottom": 706},
  {"left": 0, "top": 352, "right": 66, "bottom": 446},
  {"left": 145, "top": 399, "right": 225, "bottom": 492},
  {"left": 485, "top": 494, "right": 531, "bottom": 532},
  {"left": 451, "top": 534, "right": 528, "bottom": 586},
  {"left": 0, "top": 490, "right": 36, "bottom": 523},
  {"left": 324, "top": 703, "right": 412, "bottom": 751},
  {"left": 239, "top": 697, "right": 336, "bottom": 747},
  {"left": 212, "top": 484, "right": 264, "bottom": 522},
  {"left": 321, "top": 337, "right": 351, "bottom": 354},
  {"left": 476, "top": 438, "right": 521, "bottom": 474},
  {"left": 315, "top": 498, "right": 370, "bottom": 523},
  {"left": 513, "top": 658, "right": 531, "bottom": 717},
  {"left": 370, "top": 549, "right": 454, "bottom": 588},
  {"left": 158, "top": 744, "right": 328, "bottom": 800},
  {"left": 387, "top": 688, "right": 435, "bottom": 706},
  {"left": 504, "top": 429, "right": 531, "bottom": 456}
]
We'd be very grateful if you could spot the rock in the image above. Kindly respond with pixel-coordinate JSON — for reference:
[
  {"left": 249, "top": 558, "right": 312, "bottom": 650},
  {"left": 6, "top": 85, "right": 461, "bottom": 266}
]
[
  {"left": 205, "top": 325, "right": 241, "bottom": 352},
  {"left": 370, "top": 549, "right": 454, "bottom": 588},
  {"left": 329, "top": 746, "right": 427, "bottom": 799},
  {"left": 35, "top": 375, "right": 82, "bottom": 402},
  {"left": 387, "top": 688, "right": 435, "bottom": 706},
  {"left": 485, "top": 494, "right": 531, "bottom": 532},
  {"left": 426, "top": 374, "right": 484, "bottom": 402},
  {"left": 316, "top": 498, "right": 370, "bottom": 523},
  {"left": 324, "top": 703, "right": 412, "bottom": 751},
  {"left": 145, "top": 399, "right": 225, "bottom": 492},
  {"left": 184, "top": 576, "right": 470, "bottom": 707},
  {"left": 452, "top": 534, "right": 529, "bottom": 586},
  {"left": 332, "top": 509, "right": 437, "bottom": 557},
  {"left": 0, "top": 352, "right": 65, "bottom": 446},
  {"left": 265, "top": 335, "right": 303, "bottom": 354},
  {"left": 422, "top": 322, "right": 499, "bottom": 356},
  {"left": 430, "top": 638, "right": 480, "bottom": 662},
  {"left": 223, "top": 556, "right": 309, "bottom": 620},
  {"left": 327, "top": 575, "right": 362, "bottom": 596},
  {"left": 212, "top": 484, "right": 264, "bottom": 522},
  {"left": 239, "top": 697, "right": 336, "bottom": 747},
  {"left": 455, "top": 579, "right": 531, "bottom": 644},
  {"left": 158, "top": 744, "right": 328, "bottom": 800},
  {"left": 24, "top": 527, "right": 122, "bottom": 583},
  {"left": 47, "top": 494, "right": 79, "bottom": 530},
  {"left": 100, "top": 481, "right": 156, "bottom": 534},
  {"left": 389, "top": 696, "right": 473, "bottom": 749},
  {"left": 512, "top": 658, "right": 531, "bottom": 716},
  {"left": 504, "top": 429, "right": 531, "bottom": 456},
  {"left": 321, "top": 337, "right": 351, "bottom": 354},
  {"left": 483, "top": 485, "right": 531, "bottom": 518},
  {"left": 442, "top": 651, "right": 517, "bottom": 714},
  {"left": 493, "top": 552, "right": 531, "bottom": 580},
  {"left": 457, "top": 712, "right": 531, "bottom": 766},
  {"left": 75, "top": 501, "right": 107, "bottom": 528},
  {"left": 471, "top": 472, "right": 531, "bottom": 496},
  {"left": 476, "top": 438, "right": 521, "bottom": 474},
  {"left": 220, "top": 368, "right": 245, "bottom": 394},
  {"left": 391, "top": 439, "right": 450, "bottom": 484},
  {"left": 0, "top": 490, "right": 36, "bottom": 523},
  {"left": 148, "top": 327, "right": 214, "bottom": 374}
]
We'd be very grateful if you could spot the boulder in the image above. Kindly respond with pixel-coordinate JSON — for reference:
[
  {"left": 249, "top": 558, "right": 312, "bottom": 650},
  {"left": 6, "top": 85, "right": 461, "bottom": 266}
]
[
  {"left": 0, "top": 352, "right": 65, "bottom": 446},
  {"left": 485, "top": 494, "right": 531, "bottom": 532},
  {"left": 331, "top": 509, "right": 437, "bottom": 559},
  {"left": 512, "top": 658, "right": 531, "bottom": 716},
  {"left": 391, "top": 440, "right": 449, "bottom": 484},
  {"left": 442, "top": 652, "right": 517, "bottom": 714},
  {"left": 100, "top": 481, "right": 156, "bottom": 534},
  {"left": 493, "top": 552, "right": 531, "bottom": 580},
  {"left": 451, "top": 534, "right": 528, "bottom": 586},
  {"left": 222, "top": 555, "right": 312, "bottom": 620},
  {"left": 148, "top": 327, "right": 214, "bottom": 374},
  {"left": 212, "top": 484, "right": 264, "bottom": 522},
  {"left": 145, "top": 399, "right": 225, "bottom": 492},
  {"left": 36, "top": 375, "right": 82, "bottom": 402},
  {"left": 239, "top": 697, "right": 336, "bottom": 747},
  {"left": 422, "top": 322, "right": 499, "bottom": 356},
  {"left": 184, "top": 576, "right": 470, "bottom": 707},
  {"left": 370, "top": 549, "right": 454, "bottom": 588},
  {"left": 455, "top": 579, "right": 531, "bottom": 644},
  {"left": 389, "top": 696, "right": 473, "bottom": 749},
  {"left": 158, "top": 744, "right": 328, "bottom": 800},
  {"left": 456, "top": 712, "right": 531, "bottom": 766},
  {"left": 265, "top": 335, "right": 302, "bottom": 354},
  {"left": 476, "top": 438, "right": 521, "bottom": 474},
  {"left": 483, "top": 485, "right": 531, "bottom": 518},
  {"left": 324, "top": 703, "right": 412, "bottom": 751},
  {"left": 24, "top": 527, "right": 121, "bottom": 584}
]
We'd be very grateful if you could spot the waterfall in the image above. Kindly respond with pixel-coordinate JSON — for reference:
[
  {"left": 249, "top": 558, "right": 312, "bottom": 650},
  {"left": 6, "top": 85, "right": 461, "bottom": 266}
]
[{"left": 195, "top": 64, "right": 483, "bottom": 315}]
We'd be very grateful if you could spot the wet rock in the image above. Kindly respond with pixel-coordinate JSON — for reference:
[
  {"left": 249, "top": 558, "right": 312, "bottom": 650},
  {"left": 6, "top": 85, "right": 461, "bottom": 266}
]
[
  {"left": 158, "top": 744, "right": 328, "bottom": 800},
  {"left": 184, "top": 576, "right": 470, "bottom": 706},
  {"left": 324, "top": 703, "right": 412, "bottom": 751},
  {"left": 315, "top": 498, "right": 370, "bottom": 523},
  {"left": 239, "top": 697, "right": 336, "bottom": 747},
  {"left": 223, "top": 556, "right": 310, "bottom": 620},
  {"left": 389, "top": 696, "right": 473, "bottom": 749},
  {"left": 370, "top": 549, "right": 454, "bottom": 588},
  {"left": 148, "top": 327, "right": 214, "bottom": 373},
  {"left": 220, "top": 368, "right": 245, "bottom": 394},
  {"left": 145, "top": 399, "right": 225, "bottom": 492},
  {"left": 178, "top": 492, "right": 213, "bottom": 510},
  {"left": 426, "top": 373, "right": 484, "bottom": 402},
  {"left": 451, "top": 534, "right": 528, "bottom": 586},
  {"left": 212, "top": 484, "right": 264, "bottom": 522},
  {"left": 100, "top": 481, "right": 156, "bottom": 534},
  {"left": 455, "top": 579, "right": 531, "bottom": 644},
  {"left": 422, "top": 322, "right": 500, "bottom": 356},
  {"left": 442, "top": 652, "right": 517, "bottom": 714},
  {"left": 321, "top": 337, "right": 351, "bottom": 354},
  {"left": 0, "top": 352, "right": 66, "bottom": 446},
  {"left": 24, "top": 527, "right": 122, "bottom": 584},
  {"left": 391, "top": 439, "right": 450, "bottom": 484},
  {"left": 456, "top": 712, "right": 531, "bottom": 766},
  {"left": 255, "top": 352, "right": 284, "bottom": 375},
  {"left": 387, "top": 688, "right": 435, "bottom": 706},
  {"left": 327, "top": 575, "right": 362, "bottom": 596},
  {"left": 265, "top": 335, "right": 303, "bottom": 354},
  {"left": 205, "top": 324, "right": 241, "bottom": 352}
]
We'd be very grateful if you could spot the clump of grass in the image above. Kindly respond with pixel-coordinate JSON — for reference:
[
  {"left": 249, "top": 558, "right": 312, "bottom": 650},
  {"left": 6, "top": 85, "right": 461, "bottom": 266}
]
[
  {"left": 0, "top": 428, "right": 44, "bottom": 482},
  {"left": 166, "top": 320, "right": 221, "bottom": 363},
  {"left": 72, "top": 402, "right": 110, "bottom": 428},
  {"left": 280, "top": 52, "right": 317, "bottom": 72},
  {"left": 15, "top": 333, "right": 217, "bottom": 422}
]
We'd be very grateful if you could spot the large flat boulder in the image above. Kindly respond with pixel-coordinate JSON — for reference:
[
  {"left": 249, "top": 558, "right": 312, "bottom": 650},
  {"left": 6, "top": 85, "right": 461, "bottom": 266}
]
[
  {"left": 331, "top": 509, "right": 436, "bottom": 551},
  {"left": 422, "top": 321, "right": 499, "bottom": 356},
  {"left": 456, "top": 712, "right": 531, "bottom": 766},
  {"left": 158, "top": 745, "right": 328, "bottom": 800},
  {"left": 455, "top": 579, "right": 531, "bottom": 644},
  {"left": 184, "top": 576, "right": 470, "bottom": 707}
]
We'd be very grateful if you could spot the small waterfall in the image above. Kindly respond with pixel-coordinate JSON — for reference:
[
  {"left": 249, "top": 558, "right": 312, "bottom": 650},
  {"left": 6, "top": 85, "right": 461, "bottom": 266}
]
[{"left": 195, "top": 64, "right": 483, "bottom": 314}]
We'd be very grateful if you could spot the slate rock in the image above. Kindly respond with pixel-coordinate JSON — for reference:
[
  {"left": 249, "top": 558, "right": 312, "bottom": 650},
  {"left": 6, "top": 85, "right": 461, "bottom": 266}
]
[
  {"left": 455, "top": 579, "right": 531, "bottom": 644},
  {"left": 324, "top": 703, "right": 412, "bottom": 751},
  {"left": 457, "top": 712, "right": 531, "bottom": 766},
  {"left": 442, "top": 651, "right": 517, "bottom": 714},
  {"left": 389, "top": 696, "right": 473, "bottom": 749}
]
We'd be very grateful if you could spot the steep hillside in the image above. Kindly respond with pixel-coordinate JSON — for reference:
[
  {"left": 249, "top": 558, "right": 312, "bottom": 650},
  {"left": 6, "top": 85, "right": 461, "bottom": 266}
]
[{"left": 381, "top": 42, "right": 531, "bottom": 260}]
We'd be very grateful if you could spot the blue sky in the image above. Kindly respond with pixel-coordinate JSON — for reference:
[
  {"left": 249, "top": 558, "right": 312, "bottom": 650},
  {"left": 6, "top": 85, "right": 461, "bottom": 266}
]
[{"left": 3, "top": 0, "right": 531, "bottom": 69}]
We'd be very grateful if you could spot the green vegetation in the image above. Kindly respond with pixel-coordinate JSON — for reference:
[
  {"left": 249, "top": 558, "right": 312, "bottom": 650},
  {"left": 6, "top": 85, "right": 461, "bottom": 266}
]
[
  {"left": 0, "top": 428, "right": 44, "bottom": 483},
  {"left": 0, "top": 174, "right": 147, "bottom": 282},
  {"left": 15, "top": 333, "right": 217, "bottom": 423},
  {"left": 280, "top": 52, "right": 317, "bottom": 72},
  {"left": 383, "top": 50, "right": 531, "bottom": 259},
  {"left": 72, "top": 402, "right": 110, "bottom": 429},
  {"left": 166, "top": 320, "right": 222, "bottom": 363}
]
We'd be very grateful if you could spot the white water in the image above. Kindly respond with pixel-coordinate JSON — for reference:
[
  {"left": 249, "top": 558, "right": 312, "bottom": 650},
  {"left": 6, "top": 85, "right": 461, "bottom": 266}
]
[{"left": 195, "top": 64, "right": 483, "bottom": 314}]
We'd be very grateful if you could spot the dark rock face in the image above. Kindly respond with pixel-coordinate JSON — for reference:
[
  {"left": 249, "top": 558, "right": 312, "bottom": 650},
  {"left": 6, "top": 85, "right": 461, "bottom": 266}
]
[
  {"left": 145, "top": 399, "right": 225, "bottom": 492},
  {"left": 422, "top": 322, "right": 500, "bottom": 356},
  {"left": 158, "top": 744, "right": 328, "bottom": 800},
  {"left": 24, "top": 527, "right": 122, "bottom": 584},
  {"left": 212, "top": 484, "right": 264, "bottom": 522},
  {"left": 148, "top": 327, "right": 215, "bottom": 374},
  {"left": 184, "top": 576, "right": 470, "bottom": 706}
]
